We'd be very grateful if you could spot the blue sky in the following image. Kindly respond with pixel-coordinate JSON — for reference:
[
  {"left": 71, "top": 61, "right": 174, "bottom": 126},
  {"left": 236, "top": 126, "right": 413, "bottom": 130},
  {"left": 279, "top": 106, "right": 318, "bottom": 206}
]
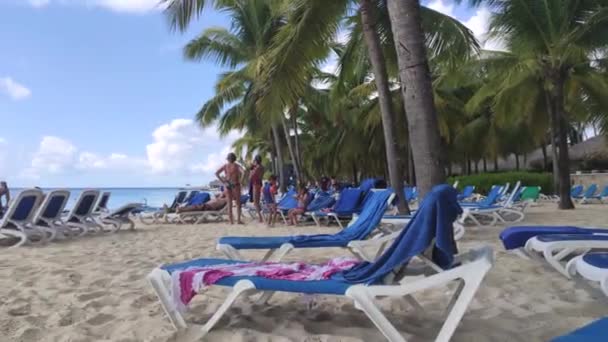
[{"left": 0, "top": 0, "right": 488, "bottom": 187}]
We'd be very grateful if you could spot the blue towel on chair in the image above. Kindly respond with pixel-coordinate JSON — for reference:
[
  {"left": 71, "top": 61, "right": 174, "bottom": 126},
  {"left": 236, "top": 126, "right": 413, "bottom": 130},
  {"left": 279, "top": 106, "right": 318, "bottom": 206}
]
[
  {"left": 306, "top": 193, "right": 336, "bottom": 212},
  {"left": 552, "top": 317, "right": 608, "bottom": 341},
  {"left": 338, "top": 184, "right": 461, "bottom": 285}
]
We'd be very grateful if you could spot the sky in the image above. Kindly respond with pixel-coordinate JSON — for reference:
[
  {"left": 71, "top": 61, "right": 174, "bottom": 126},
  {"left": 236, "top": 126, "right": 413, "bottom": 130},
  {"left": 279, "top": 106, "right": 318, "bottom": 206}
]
[{"left": 0, "top": 0, "right": 492, "bottom": 188}]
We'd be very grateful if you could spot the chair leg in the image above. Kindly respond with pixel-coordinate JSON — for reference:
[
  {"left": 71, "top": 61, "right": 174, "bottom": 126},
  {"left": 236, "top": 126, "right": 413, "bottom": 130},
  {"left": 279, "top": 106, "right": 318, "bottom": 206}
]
[
  {"left": 349, "top": 291, "right": 406, "bottom": 342},
  {"left": 198, "top": 280, "right": 256, "bottom": 338},
  {"left": 1, "top": 228, "right": 27, "bottom": 248},
  {"left": 147, "top": 269, "right": 188, "bottom": 330}
]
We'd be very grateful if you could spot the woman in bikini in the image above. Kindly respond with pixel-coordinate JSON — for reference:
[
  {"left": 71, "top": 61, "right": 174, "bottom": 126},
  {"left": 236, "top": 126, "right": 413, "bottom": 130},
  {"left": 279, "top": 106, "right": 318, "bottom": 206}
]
[{"left": 215, "top": 153, "right": 245, "bottom": 224}]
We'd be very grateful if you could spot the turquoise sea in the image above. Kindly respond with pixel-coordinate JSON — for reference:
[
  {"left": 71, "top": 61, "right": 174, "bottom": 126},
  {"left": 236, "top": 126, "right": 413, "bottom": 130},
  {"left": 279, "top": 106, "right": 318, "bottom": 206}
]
[{"left": 12, "top": 188, "right": 201, "bottom": 210}]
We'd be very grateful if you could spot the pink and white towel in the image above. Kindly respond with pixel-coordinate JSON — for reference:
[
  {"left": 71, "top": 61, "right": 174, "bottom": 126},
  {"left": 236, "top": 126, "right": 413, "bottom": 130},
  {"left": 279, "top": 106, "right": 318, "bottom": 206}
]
[{"left": 170, "top": 257, "right": 360, "bottom": 311}]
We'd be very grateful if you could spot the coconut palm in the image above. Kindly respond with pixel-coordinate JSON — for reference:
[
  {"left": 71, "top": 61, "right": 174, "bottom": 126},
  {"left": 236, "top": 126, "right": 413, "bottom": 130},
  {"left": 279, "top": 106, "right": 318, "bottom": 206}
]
[{"left": 464, "top": 0, "right": 608, "bottom": 209}]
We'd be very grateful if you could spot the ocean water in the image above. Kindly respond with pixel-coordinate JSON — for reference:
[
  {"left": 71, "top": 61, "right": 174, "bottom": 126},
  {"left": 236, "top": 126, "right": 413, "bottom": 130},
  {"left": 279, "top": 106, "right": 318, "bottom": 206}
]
[{"left": 11, "top": 188, "right": 202, "bottom": 210}]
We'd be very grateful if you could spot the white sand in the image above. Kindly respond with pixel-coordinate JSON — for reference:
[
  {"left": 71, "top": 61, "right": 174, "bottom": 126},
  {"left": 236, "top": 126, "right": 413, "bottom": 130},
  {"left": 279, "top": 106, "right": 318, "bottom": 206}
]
[{"left": 2, "top": 204, "right": 608, "bottom": 342}]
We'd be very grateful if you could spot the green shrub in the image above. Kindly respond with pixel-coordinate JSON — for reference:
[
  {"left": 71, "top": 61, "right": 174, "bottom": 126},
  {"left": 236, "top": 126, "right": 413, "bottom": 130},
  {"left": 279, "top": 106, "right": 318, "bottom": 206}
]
[{"left": 448, "top": 172, "right": 553, "bottom": 194}]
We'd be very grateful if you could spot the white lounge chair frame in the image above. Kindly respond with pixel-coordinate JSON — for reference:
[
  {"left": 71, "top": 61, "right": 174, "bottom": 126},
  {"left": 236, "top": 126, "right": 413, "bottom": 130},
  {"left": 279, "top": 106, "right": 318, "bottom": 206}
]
[
  {"left": 170, "top": 204, "right": 228, "bottom": 225},
  {"left": 567, "top": 254, "right": 608, "bottom": 296},
  {"left": 148, "top": 246, "right": 493, "bottom": 342},
  {"left": 459, "top": 182, "right": 524, "bottom": 227},
  {"left": 96, "top": 202, "right": 142, "bottom": 232},
  {"left": 0, "top": 189, "right": 45, "bottom": 248},
  {"left": 31, "top": 189, "right": 71, "bottom": 241},
  {"left": 524, "top": 234, "right": 608, "bottom": 278},
  {"left": 139, "top": 190, "right": 189, "bottom": 225},
  {"left": 64, "top": 190, "right": 102, "bottom": 235}
]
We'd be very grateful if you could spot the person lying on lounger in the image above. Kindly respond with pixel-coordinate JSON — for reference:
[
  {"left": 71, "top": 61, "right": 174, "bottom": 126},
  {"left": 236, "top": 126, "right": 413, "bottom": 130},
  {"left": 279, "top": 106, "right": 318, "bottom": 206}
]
[{"left": 176, "top": 193, "right": 228, "bottom": 213}]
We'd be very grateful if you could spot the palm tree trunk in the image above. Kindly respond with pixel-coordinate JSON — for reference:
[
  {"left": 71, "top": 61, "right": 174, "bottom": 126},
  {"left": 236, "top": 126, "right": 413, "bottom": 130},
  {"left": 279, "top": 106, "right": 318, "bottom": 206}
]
[
  {"left": 547, "top": 71, "right": 574, "bottom": 209},
  {"left": 474, "top": 160, "right": 479, "bottom": 174},
  {"left": 291, "top": 108, "right": 302, "bottom": 169},
  {"left": 352, "top": 162, "right": 358, "bottom": 185},
  {"left": 545, "top": 91, "right": 563, "bottom": 196},
  {"left": 483, "top": 158, "right": 487, "bottom": 172},
  {"left": 281, "top": 114, "right": 301, "bottom": 183},
  {"left": 271, "top": 123, "right": 287, "bottom": 193},
  {"left": 386, "top": 0, "right": 445, "bottom": 197},
  {"left": 493, "top": 157, "right": 499, "bottom": 171},
  {"left": 541, "top": 141, "right": 548, "bottom": 171},
  {"left": 515, "top": 153, "right": 520, "bottom": 171},
  {"left": 360, "top": 0, "right": 409, "bottom": 213}
]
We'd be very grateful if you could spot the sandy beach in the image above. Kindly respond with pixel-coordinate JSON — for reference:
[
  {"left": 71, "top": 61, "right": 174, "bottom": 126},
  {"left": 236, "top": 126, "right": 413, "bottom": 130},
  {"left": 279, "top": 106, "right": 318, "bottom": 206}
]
[{"left": 2, "top": 204, "right": 608, "bottom": 342}]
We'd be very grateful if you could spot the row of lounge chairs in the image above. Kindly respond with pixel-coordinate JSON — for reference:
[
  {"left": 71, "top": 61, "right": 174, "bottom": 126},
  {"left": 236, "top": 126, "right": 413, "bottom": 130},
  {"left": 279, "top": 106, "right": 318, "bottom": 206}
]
[
  {"left": 0, "top": 189, "right": 141, "bottom": 248},
  {"left": 147, "top": 185, "right": 490, "bottom": 342},
  {"left": 139, "top": 189, "right": 233, "bottom": 225},
  {"left": 569, "top": 183, "right": 608, "bottom": 204}
]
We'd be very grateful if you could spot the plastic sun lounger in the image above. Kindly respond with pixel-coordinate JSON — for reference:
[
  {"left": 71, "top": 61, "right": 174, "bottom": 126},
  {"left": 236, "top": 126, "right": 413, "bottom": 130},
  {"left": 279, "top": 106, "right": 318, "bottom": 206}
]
[
  {"left": 217, "top": 190, "right": 396, "bottom": 263},
  {"left": 31, "top": 189, "right": 71, "bottom": 241},
  {"left": 551, "top": 317, "right": 608, "bottom": 341},
  {"left": 147, "top": 185, "right": 494, "bottom": 342},
  {"left": 311, "top": 188, "right": 363, "bottom": 228},
  {"left": 96, "top": 202, "right": 143, "bottom": 232},
  {"left": 566, "top": 253, "right": 608, "bottom": 296},
  {"left": 0, "top": 189, "right": 46, "bottom": 248},
  {"left": 93, "top": 191, "right": 111, "bottom": 214},
  {"left": 500, "top": 226, "right": 608, "bottom": 277},
  {"left": 580, "top": 185, "right": 608, "bottom": 204},
  {"left": 457, "top": 185, "right": 475, "bottom": 201},
  {"left": 458, "top": 183, "right": 524, "bottom": 227},
  {"left": 139, "top": 190, "right": 189, "bottom": 225},
  {"left": 64, "top": 190, "right": 103, "bottom": 235},
  {"left": 173, "top": 203, "right": 228, "bottom": 224},
  {"left": 570, "top": 185, "right": 584, "bottom": 199},
  {"left": 575, "top": 184, "right": 598, "bottom": 204}
]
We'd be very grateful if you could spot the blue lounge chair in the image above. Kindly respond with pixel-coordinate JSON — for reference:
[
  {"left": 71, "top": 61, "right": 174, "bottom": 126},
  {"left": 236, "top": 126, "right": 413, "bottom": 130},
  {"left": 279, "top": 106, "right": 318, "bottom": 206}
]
[
  {"left": 500, "top": 225, "right": 608, "bottom": 277},
  {"left": 459, "top": 184, "right": 523, "bottom": 227},
  {"left": 580, "top": 185, "right": 608, "bottom": 204},
  {"left": 568, "top": 252, "right": 608, "bottom": 297},
  {"left": 575, "top": 184, "right": 598, "bottom": 203},
  {"left": 457, "top": 185, "right": 475, "bottom": 201},
  {"left": 570, "top": 185, "right": 584, "bottom": 199},
  {"left": 64, "top": 190, "right": 103, "bottom": 235},
  {"left": 305, "top": 192, "right": 336, "bottom": 213},
  {"left": 0, "top": 189, "right": 45, "bottom": 248},
  {"left": 552, "top": 317, "right": 608, "bottom": 341},
  {"left": 31, "top": 189, "right": 71, "bottom": 241},
  {"left": 139, "top": 190, "right": 189, "bottom": 225},
  {"left": 148, "top": 184, "right": 493, "bottom": 342},
  {"left": 311, "top": 188, "right": 364, "bottom": 228},
  {"left": 217, "top": 190, "right": 395, "bottom": 262}
]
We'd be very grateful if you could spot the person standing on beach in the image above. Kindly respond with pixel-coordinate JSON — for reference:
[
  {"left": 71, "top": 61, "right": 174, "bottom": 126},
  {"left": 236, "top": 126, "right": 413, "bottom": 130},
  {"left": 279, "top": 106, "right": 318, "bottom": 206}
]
[
  {"left": 249, "top": 155, "right": 265, "bottom": 223},
  {"left": 215, "top": 153, "right": 245, "bottom": 224},
  {"left": 0, "top": 181, "right": 10, "bottom": 217}
]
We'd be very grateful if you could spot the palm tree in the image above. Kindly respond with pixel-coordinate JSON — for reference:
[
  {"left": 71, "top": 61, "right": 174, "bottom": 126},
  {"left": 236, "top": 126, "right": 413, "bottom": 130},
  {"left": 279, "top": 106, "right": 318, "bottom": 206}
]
[
  {"left": 465, "top": 0, "right": 608, "bottom": 209},
  {"left": 177, "top": 0, "right": 291, "bottom": 190},
  {"left": 384, "top": 0, "right": 447, "bottom": 197}
]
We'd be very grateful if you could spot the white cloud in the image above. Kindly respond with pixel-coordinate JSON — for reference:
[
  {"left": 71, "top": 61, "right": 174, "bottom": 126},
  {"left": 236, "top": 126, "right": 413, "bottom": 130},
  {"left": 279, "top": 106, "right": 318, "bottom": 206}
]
[
  {"left": 0, "top": 77, "right": 32, "bottom": 101},
  {"left": 28, "top": 136, "right": 77, "bottom": 176},
  {"left": 17, "top": 118, "right": 240, "bottom": 184},
  {"left": 462, "top": 7, "right": 505, "bottom": 51},
  {"left": 25, "top": 0, "right": 165, "bottom": 13}
]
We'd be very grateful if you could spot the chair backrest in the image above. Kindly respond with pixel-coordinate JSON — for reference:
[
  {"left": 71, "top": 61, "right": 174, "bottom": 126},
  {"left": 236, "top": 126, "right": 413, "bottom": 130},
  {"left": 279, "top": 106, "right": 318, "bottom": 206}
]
[
  {"left": 504, "top": 181, "right": 522, "bottom": 206},
  {"left": 334, "top": 190, "right": 395, "bottom": 241},
  {"left": 33, "top": 190, "right": 70, "bottom": 223},
  {"left": 599, "top": 186, "right": 608, "bottom": 197},
  {"left": 306, "top": 192, "right": 336, "bottom": 212},
  {"left": 571, "top": 184, "right": 584, "bottom": 197},
  {"left": 0, "top": 189, "right": 44, "bottom": 228},
  {"left": 520, "top": 186, "right": 541, "bottom": 201},
  {"left": 186, "top": 192, "right": 210, "bottom": 206},
  {"left": 462, "top": 185, "right": 475, "bottom": 197},
  {"left": 95, "top": 192, "right": 111, "bottom": 212},
  {"left": 359, "top": 178, "right": 377, "bottom": 193},
  {"left": 169, "top": 190, "right": 189, "bottom": 210},
  {"left": 109, "top": 203, "right": 143, "bottom": 217},
  {"left": 500, "top": 183, "right": 510, "bottom": 196},
  {"left": 478, "top": 186, "right": 503, "bottom": 207},
  {"left": 277, "top": 189, "right": 297, "bottom": 209},
  {"left": 333, "top": 188, "right": 364, "bottom": 213},
  {"left": 404, "top": 186, "right": 417, "bottom": 202},
  {"left": 583, "top": 184, "right": 598, "bottom": 198},
  {"left": 67, "top": 190, "right": 100, "bottom": 219}
]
